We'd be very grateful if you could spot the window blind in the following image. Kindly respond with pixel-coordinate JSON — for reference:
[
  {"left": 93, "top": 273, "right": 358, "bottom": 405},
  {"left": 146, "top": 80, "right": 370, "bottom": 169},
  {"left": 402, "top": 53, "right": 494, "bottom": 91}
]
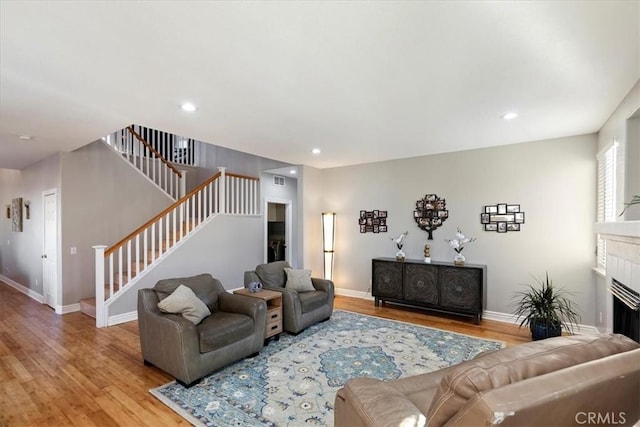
[{"left": 596, "top": 141, "right": 617, "bottom": 269}]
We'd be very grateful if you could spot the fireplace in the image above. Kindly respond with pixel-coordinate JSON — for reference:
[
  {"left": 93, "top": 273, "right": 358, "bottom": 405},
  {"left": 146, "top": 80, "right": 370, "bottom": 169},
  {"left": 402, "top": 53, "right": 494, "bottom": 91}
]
[{"left": 610, "top": 278, "right": 640, "bottom": 343}]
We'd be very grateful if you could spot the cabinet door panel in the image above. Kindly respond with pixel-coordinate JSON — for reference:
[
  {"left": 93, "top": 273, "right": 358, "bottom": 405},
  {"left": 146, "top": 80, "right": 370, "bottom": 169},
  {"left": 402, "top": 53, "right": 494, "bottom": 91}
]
[
  {"left": 372, "top": 260, "right": 403, "bottom": 299},
  {"left": 440, "top": 267, "right": 481, "bottom": 312},
  {"left": 403, "top": 264, "right": 438, "bottom": 304}
]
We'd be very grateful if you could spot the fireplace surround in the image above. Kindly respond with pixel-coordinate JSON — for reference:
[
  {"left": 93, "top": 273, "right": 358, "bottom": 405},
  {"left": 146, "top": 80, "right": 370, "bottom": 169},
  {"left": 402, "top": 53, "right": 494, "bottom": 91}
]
[
  {"left": 610, "top": 278, "right": 640, "bottom": 342},
  {"left": 595, "top": 221, "right": 640, "bottom": 340}
]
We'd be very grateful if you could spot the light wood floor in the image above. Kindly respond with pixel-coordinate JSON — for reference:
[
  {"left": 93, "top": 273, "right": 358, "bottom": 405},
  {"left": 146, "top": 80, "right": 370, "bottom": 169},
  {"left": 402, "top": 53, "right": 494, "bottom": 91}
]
[{"left": 0, "top": 281, "right": 530, "bottom": 426}]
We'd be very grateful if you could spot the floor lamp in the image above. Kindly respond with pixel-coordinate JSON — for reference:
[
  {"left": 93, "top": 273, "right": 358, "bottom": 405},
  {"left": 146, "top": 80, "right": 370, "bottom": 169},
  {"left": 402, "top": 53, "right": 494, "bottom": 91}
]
[{"left": 322, "top": 212, "right": 336, "bottom": 281}]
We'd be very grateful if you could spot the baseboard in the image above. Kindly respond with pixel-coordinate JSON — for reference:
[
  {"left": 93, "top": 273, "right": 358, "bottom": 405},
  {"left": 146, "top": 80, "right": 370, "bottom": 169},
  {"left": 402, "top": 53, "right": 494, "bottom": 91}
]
[
  {"left": 0, "top": 274, "right": 44, "bottom": 303},
  {"left": 334, "top": 287, "right": 374, "bottom": 300},
  {"left": 56, "top": 303, "right": 81, "bottom": 315},
  {"left": 337, "top": 290, "right": 600, "bottom": 334},
  {"left": 108, "top": 311, "right": 138, "bottom": 326},
  {"left": 99, "top": 287, "right": 601, "bottom": 335},
  {"left": 483, "top": 310, "right": 520, "bottom": 324}
]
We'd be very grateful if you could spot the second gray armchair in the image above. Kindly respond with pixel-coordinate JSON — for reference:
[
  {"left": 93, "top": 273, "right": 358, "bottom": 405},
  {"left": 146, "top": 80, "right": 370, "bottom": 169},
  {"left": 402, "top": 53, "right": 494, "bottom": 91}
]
[{"left": 244, "top": 261, "right": 334, "bottom": 334}]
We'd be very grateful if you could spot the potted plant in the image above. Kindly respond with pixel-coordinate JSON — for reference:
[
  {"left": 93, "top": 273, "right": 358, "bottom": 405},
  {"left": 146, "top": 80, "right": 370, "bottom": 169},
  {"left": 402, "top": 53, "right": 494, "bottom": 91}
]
[
  {"left": 619, "top": 195, "right": 640, "bottom": 217},
  {"left": 512, "top": 273, "right": 580, "bottom": 340}
]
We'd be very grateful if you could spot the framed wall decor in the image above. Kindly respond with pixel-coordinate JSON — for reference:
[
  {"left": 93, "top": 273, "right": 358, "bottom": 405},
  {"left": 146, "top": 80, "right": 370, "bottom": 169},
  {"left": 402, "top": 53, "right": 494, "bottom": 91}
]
[
  {"left": 11, "top": 197, "right": 23, "bottom": 232},
  {"left": 359, "top": 210, "right": 388, "bottom": 233},
  {"left": 414, "top": 194, "right": 448, "bottom": 240},
  {"left": 481, "top": 203, "right": 524, "bottom": 233}
]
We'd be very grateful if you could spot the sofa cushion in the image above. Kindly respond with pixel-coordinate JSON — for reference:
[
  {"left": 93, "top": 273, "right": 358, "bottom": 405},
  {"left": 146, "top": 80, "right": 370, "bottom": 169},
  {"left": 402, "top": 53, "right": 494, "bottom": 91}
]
[
  {"left": 255, "top": 261, "right": 291, "bottom": 288},
  {"left": 198, "top": 311, "right": 254, "bottom": 353},
  {"left": 426, "top": 333, "right": 639, "bottom": 427},
  {"left": 284, "top": 268, "right": 316, "bottom": 292},
  {"left": 154, "top": 273, "right": 221, "bottom": 312},
  {"left": 157, "top": 284, "right": 211, "bottom": 325},
  {"left": 298, "top": 290, "right": 328, "bottom": 313}
]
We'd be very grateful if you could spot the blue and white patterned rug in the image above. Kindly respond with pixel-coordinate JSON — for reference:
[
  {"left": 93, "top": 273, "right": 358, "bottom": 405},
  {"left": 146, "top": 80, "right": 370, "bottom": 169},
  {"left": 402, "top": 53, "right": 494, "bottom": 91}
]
[{"left": 150, "top": 310, "right": 505, "bottom": 426}]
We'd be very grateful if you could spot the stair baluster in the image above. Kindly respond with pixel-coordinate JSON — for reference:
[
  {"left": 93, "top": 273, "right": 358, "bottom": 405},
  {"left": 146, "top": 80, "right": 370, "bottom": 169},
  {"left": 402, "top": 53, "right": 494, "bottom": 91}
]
[{"left": 91, "top": 167, "right": 259, "bottom": 327}]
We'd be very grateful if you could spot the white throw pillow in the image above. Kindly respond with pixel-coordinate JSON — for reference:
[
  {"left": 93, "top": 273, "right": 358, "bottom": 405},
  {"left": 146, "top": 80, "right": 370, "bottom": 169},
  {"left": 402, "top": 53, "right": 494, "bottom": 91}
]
[
  {"left": 157, "top": 284, "right": 211, "bottom": 324},
  {"left": 284, "top": 268, "right": 316, "bottom": 292}
]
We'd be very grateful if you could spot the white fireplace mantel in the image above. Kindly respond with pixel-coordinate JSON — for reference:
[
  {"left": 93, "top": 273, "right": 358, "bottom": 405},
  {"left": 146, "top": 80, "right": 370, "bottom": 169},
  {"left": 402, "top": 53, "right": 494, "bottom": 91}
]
[
  {"left": 594, "top": 221, "right": 640, "bottom": 334},
  {"left": 594, "top": 221, "right": 640, "bottom": 239}
]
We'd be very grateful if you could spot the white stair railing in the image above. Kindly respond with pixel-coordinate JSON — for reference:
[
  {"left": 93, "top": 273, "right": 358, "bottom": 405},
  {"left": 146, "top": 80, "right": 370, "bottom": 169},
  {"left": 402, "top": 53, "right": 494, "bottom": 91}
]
[
  {"left": 92, "top": 167, "right": 260, "bottom": 327},
  {"left": 102, "top": 126, "right": 186, "bottom": 200}
]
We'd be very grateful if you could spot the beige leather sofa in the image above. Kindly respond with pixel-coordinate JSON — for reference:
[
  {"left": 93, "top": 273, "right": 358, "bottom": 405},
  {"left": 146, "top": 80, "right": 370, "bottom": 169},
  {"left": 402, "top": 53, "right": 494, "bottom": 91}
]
[{"left": 335, "top": 334, "right": 640, "bottom": 427}]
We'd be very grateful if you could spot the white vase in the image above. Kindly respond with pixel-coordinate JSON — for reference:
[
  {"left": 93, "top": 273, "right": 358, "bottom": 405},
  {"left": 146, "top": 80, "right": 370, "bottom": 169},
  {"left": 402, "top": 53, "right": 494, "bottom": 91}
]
[
  {"left": 454, "top": 252, "right": 465, "bottom": 266},
  {"left": 396, "top": 249, "right": 406, "bottom": 261}
]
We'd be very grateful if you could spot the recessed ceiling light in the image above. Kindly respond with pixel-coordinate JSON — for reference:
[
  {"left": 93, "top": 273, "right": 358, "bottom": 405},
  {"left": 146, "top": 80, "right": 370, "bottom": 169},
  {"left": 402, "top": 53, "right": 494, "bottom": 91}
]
[
  {"left": 19, "top": 135, "right": 33, "bottom": 140},
  {"left": 289, "top": 170, "right": 296, "bottom": 174},
  {"left": 312, "top": 148, "right": 321, "bottom": 155},
  {"left": 501, "top": 112, "right": 518, "bottom": 120},
  {"left": 180, "top": 102, "right": 197, "bottom": 112}
]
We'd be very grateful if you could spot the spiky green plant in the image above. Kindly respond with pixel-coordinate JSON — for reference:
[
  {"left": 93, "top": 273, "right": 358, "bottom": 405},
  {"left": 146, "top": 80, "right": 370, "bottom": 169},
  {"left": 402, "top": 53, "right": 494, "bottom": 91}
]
[
  {"left": 619, "top": 195, "right": 640, "bottom": 217},
  {"left": 512, "top": 273, "right": 581, "bottom": 335}
]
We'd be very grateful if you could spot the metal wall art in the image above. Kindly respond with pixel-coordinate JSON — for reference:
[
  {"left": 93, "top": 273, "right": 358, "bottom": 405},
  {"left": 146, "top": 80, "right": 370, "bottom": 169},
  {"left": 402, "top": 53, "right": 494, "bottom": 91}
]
[
  {"left": 413, "top": 194, "right": 448, "bottom": 240},
  {"left": 359, "top": 210, "right": 388, "bottom": 233},
  {"left": 481, "top": 203, "right": 524, "bottom": 233}
]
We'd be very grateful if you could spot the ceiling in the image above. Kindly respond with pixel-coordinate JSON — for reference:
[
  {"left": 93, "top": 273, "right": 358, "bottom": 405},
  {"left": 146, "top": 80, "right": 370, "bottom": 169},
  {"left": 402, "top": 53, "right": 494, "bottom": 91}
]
[{"left": 1, "top": 1, "right": 638, "bottom": 171}]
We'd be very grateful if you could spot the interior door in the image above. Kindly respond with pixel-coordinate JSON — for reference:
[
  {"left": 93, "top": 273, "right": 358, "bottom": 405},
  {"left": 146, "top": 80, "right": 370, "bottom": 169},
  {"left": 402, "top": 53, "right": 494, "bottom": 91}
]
[
  {"left": 265, "top": 199, "right": 292, "bottom": 264},
  {"left": 267, "top": 202, "right": 286, "bottom": 262},
  {"left": 43, "top": 191, "right": 58, "bottom": 309}
]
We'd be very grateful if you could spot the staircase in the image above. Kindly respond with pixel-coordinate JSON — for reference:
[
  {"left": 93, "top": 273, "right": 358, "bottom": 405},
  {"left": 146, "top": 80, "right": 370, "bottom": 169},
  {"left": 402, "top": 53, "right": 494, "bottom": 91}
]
[
  {"left": 82, "top": 219, "right": 201, "bottom": 320},
  {"left": 84, "top": 128, "right": 260, "bottom": 327},
  {"left": 102, "top": 125, "right": 189, "bottom": 200}
]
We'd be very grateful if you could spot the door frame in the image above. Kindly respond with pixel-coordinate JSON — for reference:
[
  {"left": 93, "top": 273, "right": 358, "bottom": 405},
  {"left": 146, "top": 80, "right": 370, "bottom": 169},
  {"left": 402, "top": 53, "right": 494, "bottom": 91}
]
[
  {"left": 42, "top": 188, "right": 61, "bottom": 311},
  {"left": 263, "top": 197, "right": 293, "bottom": 265}
]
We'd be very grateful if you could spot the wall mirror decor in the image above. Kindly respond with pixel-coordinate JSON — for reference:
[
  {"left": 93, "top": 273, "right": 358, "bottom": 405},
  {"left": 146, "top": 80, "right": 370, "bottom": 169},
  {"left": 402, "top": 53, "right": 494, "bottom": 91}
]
[
  {"left": 359, "top": 210, "right": 388, "bottom": 233},
  {"left": 413, "top": 194, "right": 448, "bottom": 239},
  {"left": 481, "top": 203, "right": 524, "bottom": 233}
]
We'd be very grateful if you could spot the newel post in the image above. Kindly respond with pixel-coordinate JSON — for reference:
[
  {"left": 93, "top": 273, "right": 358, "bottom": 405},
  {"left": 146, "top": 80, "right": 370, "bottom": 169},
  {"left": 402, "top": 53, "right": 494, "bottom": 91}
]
[
  {"left": 179, "top": 169, "right": 187, "bottom": 199},
  {"left": 218, "top": 166, "right": 227, "bottom": 214},
  {"left": 92, "top": 245, "right": 107, "bottom": 328}
]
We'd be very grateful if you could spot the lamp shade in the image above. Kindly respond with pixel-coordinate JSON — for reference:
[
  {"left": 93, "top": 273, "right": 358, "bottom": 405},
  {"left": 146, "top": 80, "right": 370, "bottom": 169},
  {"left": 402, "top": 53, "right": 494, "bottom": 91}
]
[{"left": 322, "top": 212, "right": 336, "bottom": 280}]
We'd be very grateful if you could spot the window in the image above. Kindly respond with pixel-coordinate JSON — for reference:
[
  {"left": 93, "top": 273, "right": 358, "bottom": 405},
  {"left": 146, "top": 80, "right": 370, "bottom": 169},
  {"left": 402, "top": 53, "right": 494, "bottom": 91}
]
[{"left": 596, "top": 140, "right": 618, "bottom": 269}]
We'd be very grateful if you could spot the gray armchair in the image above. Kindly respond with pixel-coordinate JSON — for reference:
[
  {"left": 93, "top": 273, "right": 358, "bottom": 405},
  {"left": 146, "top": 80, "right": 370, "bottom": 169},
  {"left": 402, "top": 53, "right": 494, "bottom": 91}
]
[
  {"left": 244, "top": 261, "right": 334, "bottom": 334},
  {"left": 138, "top": 273, "right": 266, "bottom": 387}
]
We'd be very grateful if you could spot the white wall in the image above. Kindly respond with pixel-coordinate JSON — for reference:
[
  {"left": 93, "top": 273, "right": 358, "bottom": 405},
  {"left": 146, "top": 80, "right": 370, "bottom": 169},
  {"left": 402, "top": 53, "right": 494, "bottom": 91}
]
[
  {"left": 60, "top": 141, "right": 174, "bottom": 305},
  {"left": 321, "top": 134, "right": 598, "bottom": 324},
  {"left": 598, "top": 79, "right": 640, "bottom": 217},
  {"left": 262, "top": 172, "right": 298, "bottom": 266},
  {"left": 624, "top": 116, "right": 639, "bottom": 221},
  {"left": 0, "top": 154, "right": 62, "bottom": 295},
  {"left": 594, "top": 79, "right": 640, "bottom": 331},
  {"left": 107, "top": 214, "right": 263, "bottom": 316},
  {"left": 298, "top": 165, "right": 324, "bottom": 277}
]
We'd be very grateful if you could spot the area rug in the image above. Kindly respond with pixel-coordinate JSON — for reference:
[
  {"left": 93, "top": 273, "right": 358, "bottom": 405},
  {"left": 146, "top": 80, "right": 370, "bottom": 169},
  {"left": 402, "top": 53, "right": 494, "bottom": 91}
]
[{"left": 150, "top": 310, "right": 505, "bottom": 426}]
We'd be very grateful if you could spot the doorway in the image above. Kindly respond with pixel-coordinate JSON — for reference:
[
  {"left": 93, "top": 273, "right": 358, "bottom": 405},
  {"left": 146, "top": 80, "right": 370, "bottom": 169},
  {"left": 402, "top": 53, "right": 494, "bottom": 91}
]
[
  {"left": 42, "top": 189, "right": 58, "bottom": 310},
  {"left": 265, "top": 199, "right": 292, "bottom": 264}
]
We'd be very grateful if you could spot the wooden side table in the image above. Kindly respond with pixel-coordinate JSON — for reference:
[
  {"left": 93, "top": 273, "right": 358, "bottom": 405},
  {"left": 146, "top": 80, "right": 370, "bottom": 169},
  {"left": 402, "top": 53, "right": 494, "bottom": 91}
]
[{"left": 234, "top": 288, "right": 283, "bottom": 341}]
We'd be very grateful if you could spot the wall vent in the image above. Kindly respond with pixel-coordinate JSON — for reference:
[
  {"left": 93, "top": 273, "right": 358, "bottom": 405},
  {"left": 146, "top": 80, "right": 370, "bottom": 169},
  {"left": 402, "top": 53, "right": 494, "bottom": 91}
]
[{"left": 273, "top": 175, "right": 285, "bottom": 186}]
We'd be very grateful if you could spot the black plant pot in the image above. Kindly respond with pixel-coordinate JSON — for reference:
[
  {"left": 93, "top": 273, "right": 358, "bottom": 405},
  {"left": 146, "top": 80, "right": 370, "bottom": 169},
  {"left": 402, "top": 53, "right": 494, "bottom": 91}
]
[{"left": 530, "top": 320, "right": 562, "bottom": 340}]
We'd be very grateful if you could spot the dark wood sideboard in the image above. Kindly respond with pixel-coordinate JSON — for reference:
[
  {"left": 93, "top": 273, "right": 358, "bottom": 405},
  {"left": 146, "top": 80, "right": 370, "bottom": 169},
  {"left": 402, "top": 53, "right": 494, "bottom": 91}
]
[{"left": 372, "top": 258, "right": 487, "bottom": 324}]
